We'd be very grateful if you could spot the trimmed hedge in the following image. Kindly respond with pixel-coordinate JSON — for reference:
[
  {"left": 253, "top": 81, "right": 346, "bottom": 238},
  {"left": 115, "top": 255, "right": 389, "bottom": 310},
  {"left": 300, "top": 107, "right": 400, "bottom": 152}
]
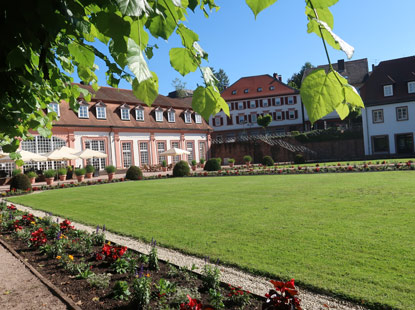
[
  {"left": 173, "top": 161, "right": 190, "bottom": 177},
  {"left": 204, "top": 158, "right": 221, "bottom": 171},
  {"left": 10, "top": 174, "right": 32, "bottom": 191},
  {"left": 262, "top": 156, "right": 274, "bottom": 166},
  {"left": 125, "top": 166, "right": 143, "bottom": 180},
  {"left": 294, "top": 154, "right": 305, "bottom": 164}
]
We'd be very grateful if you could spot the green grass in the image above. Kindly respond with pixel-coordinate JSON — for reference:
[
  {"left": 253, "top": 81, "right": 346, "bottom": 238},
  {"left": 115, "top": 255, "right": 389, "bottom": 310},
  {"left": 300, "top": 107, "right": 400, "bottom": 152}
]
[
  {"left": 275, "top": 157, "right": 415, "bottom": 168},
  {"left": 8, "top": 172, "right": 415, "bottom": 309}
]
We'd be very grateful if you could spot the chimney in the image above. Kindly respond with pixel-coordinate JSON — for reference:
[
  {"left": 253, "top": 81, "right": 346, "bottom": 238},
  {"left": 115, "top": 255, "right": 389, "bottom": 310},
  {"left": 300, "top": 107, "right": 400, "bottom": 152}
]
[
  {"left": 273, "top": 73, "right": 278, "bottom": 80},
  {"left": 278, "top": 75, "right": 282, "bottom": 81},
  {"left": 372, "top": 64, "right": 375, "bottom": 71},
  {"left": 337, "top": 59, "right": 345, "bottom": 72}
]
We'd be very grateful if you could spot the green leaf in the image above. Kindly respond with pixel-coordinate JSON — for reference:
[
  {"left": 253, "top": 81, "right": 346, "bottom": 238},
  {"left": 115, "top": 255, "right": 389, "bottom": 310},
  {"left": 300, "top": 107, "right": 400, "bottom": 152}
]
[
  {"left": 7, "top": 48, "right": 27, "bottom": 69},
  {"left": 169, "top": 48, "right": 199, "bottom": 76},
  {"left": 115, "top": 0, "right": 151, "bottom": 17},
  {"left": 126, "top": 38, "right": 152, "bottom": 83},
  {"left": 192, "top": 86, "right": 229, "bottom": 120},
  {"left": 246, "top": 0, "right": 278, "bottom": 18},
  {"left": 177, "top": 24, "right": 199, "bottom": 49},
  {"left": 188, "top": 0, "right": 199, "bottom": 11},
  {"left": 306, "top": 0, "right": 339, "bottom": 9},
  {"left": 145, "top": 13, "right": 176, "bottom": 40},
  {"left": 132, "top": 72, "right": 159, "bottom": 106},
  {"left": 68, "top": 43, "right": 95, "bottom": 67},
  {"left": 305, "top": 6, "right": 333, "bottom": 29},
  {"left": 130, "top": 19, "right": 149, "bottom": 50}
]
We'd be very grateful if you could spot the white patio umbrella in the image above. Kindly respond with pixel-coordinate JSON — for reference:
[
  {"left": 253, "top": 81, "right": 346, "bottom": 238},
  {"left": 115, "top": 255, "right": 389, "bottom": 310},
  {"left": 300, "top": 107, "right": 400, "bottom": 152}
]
[
  {"left": 0, "top": 150, "right": 47, "bottom": 163},
  {"left": 58, "top": 146, "right": 78, "bottom": 155},
  {"left": 159, "top": 147, "right": 190, "bottom": 156},
  {"left": 45, "top": 149, "right": 79, "bottom": 161},
  {"left": 74, "top": 149, "right": 107, "bottom": 159}
]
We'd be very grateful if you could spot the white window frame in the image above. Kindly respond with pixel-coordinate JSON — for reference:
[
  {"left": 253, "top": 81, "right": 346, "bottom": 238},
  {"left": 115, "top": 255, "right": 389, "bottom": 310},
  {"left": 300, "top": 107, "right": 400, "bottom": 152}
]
[
  {"left": 78, "top": 105, "right": 89, "bottom": 119},
  {"left": 155, "top": 109, "right": 163, "bottom": 122},
  {"left": 288, "top": 97, "right": 294, "bottom": 104},
  {"left": 96, "top": 106, "right": 106, "bottom": 119},
  {"left": 396, "top": 106, "right": 408, "bottom": 121},
  {"left": 251, "top": 114, "right": 257, "bottom": 123},
  {"left": 195, "top": 113, "right": 202, "bottom": 124},
  {"left": 184, "top": 112, "right": 192, "bottom": 124},
  {"left": 168, "top": 110, "right": 175, "bottom": 122},
  {"left": 48, "top": 103, "right": 60, "bottom": 117},
  {"left": 408, "top": 81, "right": 415, "bottom": 94},
  {"left": 384, "top": 85, "right": 393, "bottom": 97},
  {"left": 238, "top": 102, "right": 244, "bottom": 110},
  {"left": 135, "top": 109, "right": 144, "bottom": 121},
  {"left": 257, "top": 87, "right": 262, "bottom": 92},
  {"left": 250, "top": 101, "right": 256, "bottom": 108},
  {"left": 288, "top": 110, "right": 296, "bottom": 120},
  {"left": 275, "top": 98, "right": 281, "bottom": 105},
  {"left": 238, "top": 115, "right": 245, "bottom": 123},
  {"left": 121, "top": 108, "right": 130, "bottom": 120},
  {"left": 263, "top": 99, "right": 269, "bottom": 107},
  {"left": 372, "top": 109, "right": 383, "bottom": 123},
  {"left": 276, "top": 111, "right": 283, "bottom": 120},
  {"left": 232, "top": 90, "right": 237, "bottom": 95}
]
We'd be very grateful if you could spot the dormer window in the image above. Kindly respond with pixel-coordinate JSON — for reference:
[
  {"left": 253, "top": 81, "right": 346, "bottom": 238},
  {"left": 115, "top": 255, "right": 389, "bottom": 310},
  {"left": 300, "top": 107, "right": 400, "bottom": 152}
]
[
  {"left": 384, "top": 85, "right": 393, "bottom": 97},
  {"left": 195, "top": 113, "right": 202, "bottom": 124},
  {"left": 120, "top": 104, "right": 130, "bottom": 120},
  {"left": 95, "top": 101, "right": 106, "bottom": 119},
  {"left": 167, "top": 108, "right": 175, "bottom": 122},
  {"left": 408, "top": 81, "right": 415, "bottom": 93},
  {"left": 155, "top": 108, "right": 163, "bottom": 122},
  {"left": 184, "top": 110, "right": 192, "bottom": 123},
  {"left": 48, "top": 103, "right": 60, "bottom": 117},
  {"left": 269, "top": 86, "right": 275, "bottom": 91},
  {"left": 231, "top": 90, "right": 237, "bottom": 95},
  {"left": 244, "top": 89, "right": 249, "bottom": 93},
  {"left": 78, "top": 102, "right": 89, "bottom": 119},
  {"left": 135, "top": 106, "right": 144, "bottom": 121},
  {"left": 257, "top": 87, "right": 262, "bottom": 92}
]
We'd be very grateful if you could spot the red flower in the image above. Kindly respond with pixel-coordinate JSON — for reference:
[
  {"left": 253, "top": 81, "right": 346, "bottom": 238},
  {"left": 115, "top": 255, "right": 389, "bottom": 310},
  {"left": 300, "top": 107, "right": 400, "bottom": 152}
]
[{"left": 180, "top": 295, "right": 202, "bottom": 310}]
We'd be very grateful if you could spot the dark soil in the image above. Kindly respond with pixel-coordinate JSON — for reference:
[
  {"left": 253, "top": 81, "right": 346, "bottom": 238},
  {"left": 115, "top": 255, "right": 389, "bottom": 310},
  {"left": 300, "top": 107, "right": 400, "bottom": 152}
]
[{"left": 0, "top": 231, "right": 264, "bottom": 309}]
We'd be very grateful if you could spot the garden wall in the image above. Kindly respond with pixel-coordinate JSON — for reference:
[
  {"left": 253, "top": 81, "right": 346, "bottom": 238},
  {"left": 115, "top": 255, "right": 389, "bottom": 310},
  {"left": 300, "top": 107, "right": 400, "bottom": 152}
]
[{"left": 210, "top": 138, "right": 364, "bottom": 164}]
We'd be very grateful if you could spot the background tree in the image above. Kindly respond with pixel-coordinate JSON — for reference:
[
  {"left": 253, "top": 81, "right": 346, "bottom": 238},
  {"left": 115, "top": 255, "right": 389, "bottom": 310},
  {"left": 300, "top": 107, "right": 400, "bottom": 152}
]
[
  {"left": 287, "top": 62, "right": 314, "bottom": 89},
  {"left": 171, "top": 78, "right": 187, "bottom": 98},
  {"left": 257, "top": 114, "right": 272, "bottom": 135},
  {"left": 213, "top": 68, "right": 230, "bottom": 92}
]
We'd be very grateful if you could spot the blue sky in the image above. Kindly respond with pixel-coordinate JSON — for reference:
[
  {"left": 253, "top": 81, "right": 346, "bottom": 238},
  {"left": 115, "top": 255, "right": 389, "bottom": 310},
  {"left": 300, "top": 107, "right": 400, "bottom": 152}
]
[{"left": 80, "top": 0, "right": 415, "bottom": 95}]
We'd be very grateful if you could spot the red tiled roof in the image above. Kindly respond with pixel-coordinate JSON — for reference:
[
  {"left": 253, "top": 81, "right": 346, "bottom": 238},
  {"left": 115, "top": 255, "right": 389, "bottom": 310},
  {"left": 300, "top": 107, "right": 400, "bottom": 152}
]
[
  {"left": 54, "top": 85, "right": 211, "bottom": 131},
  {"left": 360, "top": 56, "right": 415, "bottom": 106},
  {"left": 221, "top": 74, "right": 298, "bottom": 101}
]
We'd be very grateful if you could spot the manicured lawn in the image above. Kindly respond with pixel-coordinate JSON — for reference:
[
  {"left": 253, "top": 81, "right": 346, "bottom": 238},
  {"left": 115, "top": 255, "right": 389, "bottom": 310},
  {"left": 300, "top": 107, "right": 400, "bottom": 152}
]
[
  {"left": 276, "top": 157, "right": 415, "bottom": 168},
  {"left": 8, "top": 172, "right": 415, "bottom": 309}
]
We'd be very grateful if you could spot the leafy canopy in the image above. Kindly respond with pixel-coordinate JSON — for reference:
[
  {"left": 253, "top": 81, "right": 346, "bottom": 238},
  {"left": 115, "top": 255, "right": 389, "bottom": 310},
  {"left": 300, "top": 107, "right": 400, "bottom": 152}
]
[{"left": 1, "top": 0, "right": 362, "bottom": 154}]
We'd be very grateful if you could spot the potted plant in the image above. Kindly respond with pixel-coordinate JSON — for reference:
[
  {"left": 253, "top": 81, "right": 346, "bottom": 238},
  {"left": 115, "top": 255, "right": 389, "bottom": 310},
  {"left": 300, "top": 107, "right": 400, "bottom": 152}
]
[
  {"left": 57, "top": 167, "right": 67, "bottom": 181},
  {"left": 43, "top": 169, "right": 56, "bottom": 185},
  {"left": 26, "top": 171, "right": 37, "bottom": 184},
  {"left": 66, "top": 166, "right": 73, "bottom": 180},
  {"left": 228, "top": 158, "right": 235, "bottom": 168},
  {"left": 85, "top": 164, "right": 95, "bottom": 178},
  {"left": 243, "top": 155, "right": 252, "bottom": 167},
  {"left": 75, "top": 168, "right": 86, "bottom": 182},
  {"left": 12, "top": 168, "right": 22, "bottom": 176},
  {"left": 191, "top": 159, "right": 197, "bottom": 171},
  {"left": 105, "top": 165, "right": 116, "bottom": 181},
  {"left": 199, "top": 158, "right": 205, "bottom": 168},
  {"left": 161, "top": 160, "right": 167, "bottom": 172}
]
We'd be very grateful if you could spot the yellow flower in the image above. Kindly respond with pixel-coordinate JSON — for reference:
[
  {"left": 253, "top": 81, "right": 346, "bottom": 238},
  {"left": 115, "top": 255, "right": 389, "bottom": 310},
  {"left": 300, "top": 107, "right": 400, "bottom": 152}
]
[
  {"left": 30, "top": 221, "right": 36, "bottom": 225},
  {"left": 68, "top": 255, "right": 74, "bottom": 261},
  {"left": 146, "top": 273, "right": 150, "bottom": 278},
  {"left": 107, "top": 241, "right": 111, "bottom": 245},
  {"left": 56, "top": 256, "right": 62, "bottom": 260}
]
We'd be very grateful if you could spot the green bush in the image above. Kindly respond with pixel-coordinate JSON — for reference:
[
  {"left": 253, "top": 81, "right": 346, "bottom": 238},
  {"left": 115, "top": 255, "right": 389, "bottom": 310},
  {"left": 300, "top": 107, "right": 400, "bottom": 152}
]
[
  {"left": 43, "top": 169, "right": 56, "bottom": 178},
  {"left": 204, "top": 158, "right": 221, "bottom": 171},
  {"left": 75, "top": 168, "right": 86, "bottom": 176},
  {"left": 243, "top": 155, "right": 252, "bottom": 163},
  {"left": 228, "top": 158, "right": 235, "bottom": 164},
  {"left": 173, "top": 161, "right": 190, "bottom": 177},
  {"left": 26, "top": 171, "right": 37, "bottom": 178},
  {"left": 105, "top": 165, "right": 116, "bottom": 174},
  {"left": 10, "top": 173, "right": 32, "bottom": 191},
  {"left": 57, "top": 168, "right": 67, "bottom": 176},
  {"left": 161, "top": 160, "right": 167, "bottom": 168},
  {"left": 294, "top": 154, "right": 305, "bottom": 164},
  {"left": 12, "top": 168, "right": 22, "bottom": 176},
  {"left": 191, "top": 159, "right": 197, "bottom": 166},
  {"left": 200, "top": 158, "right": 205, "bottom": 165},
  {"left": 215, "top": 157, "right": 222, "bottom": 165},
  {"left": 85, "top": 165, "right": 95, "bottom": 173},
  {"left": 262, "top": 156, "right": 274, "bottom": 166},
  {"left": 125, "top": 166, "right": 143, "bottom": 180}
]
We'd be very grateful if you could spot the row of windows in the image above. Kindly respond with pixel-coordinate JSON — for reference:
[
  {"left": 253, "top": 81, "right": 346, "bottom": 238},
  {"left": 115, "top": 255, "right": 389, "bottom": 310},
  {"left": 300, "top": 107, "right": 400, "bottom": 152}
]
[
  {"left": 228, "top": 96, "right": 297, "bottom": 111},
  {"left": 213, "top": 110, "right": 299, "bottom": 126},
  {"left": 49, "top": 103, "right": 202, "bottom": 124},
  {"left": 383, "top": 81, "right": 415, "bottom": 97},
  {"left": 372, "top": 133, "right": 414, "bottom": 154},
  {"left": 231, "top": 85, "right": 276, "bottom": 95},
  {"left": 372, "top": 106, "right": 410, "bottom": 123},
  {"left": 119, "top": 141, "right": 207, "bottom": 169}
]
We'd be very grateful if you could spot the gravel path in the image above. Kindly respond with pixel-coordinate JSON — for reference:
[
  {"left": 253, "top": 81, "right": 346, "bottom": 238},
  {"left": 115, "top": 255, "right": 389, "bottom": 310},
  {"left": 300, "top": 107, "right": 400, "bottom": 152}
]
[
  {"left": 0, "top": 240, "right": 68, "bottom": 310},
  {"left": 4, "top": 200, "right": 367, "bottom": 310}
]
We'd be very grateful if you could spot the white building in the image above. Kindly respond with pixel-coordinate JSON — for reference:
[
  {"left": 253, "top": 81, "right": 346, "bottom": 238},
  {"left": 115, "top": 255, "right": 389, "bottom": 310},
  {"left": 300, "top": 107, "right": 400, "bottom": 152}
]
[{"left": 361, "top": 56, "right": 415, "bottom": 155}]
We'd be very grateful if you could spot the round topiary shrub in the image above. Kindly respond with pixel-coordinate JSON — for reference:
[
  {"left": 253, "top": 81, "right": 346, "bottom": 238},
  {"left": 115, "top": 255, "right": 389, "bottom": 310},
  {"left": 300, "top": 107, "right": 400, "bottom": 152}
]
[
  {"left": 10, "top": 173, "right": 32, "bottom": 191},
  {"left": 125, "top": 165, "right": 143, "bottom": 180},
  {"left": 204, "top": 158, "right": 221, "bottom": 171},
  {"left": 85, "top": 164, "right": 95, "bottom": 173},
  {"left": 262, "top": 156, "right": 274, "bottom": 166},
  {"left": 243, "top": 155, "right": 252, "bottom": 163},
  {"left": 294, "top": 154, "right": 305, "bottom": 164},
  {"left": 173, "top": 160, "right": 190, "bottom": 177}
]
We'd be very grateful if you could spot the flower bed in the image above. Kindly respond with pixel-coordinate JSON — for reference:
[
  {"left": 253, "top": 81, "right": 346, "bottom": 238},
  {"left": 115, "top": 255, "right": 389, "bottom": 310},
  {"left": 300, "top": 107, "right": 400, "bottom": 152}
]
[{"left": 0, "top": 202, "right": 302, "bottom": 310}]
